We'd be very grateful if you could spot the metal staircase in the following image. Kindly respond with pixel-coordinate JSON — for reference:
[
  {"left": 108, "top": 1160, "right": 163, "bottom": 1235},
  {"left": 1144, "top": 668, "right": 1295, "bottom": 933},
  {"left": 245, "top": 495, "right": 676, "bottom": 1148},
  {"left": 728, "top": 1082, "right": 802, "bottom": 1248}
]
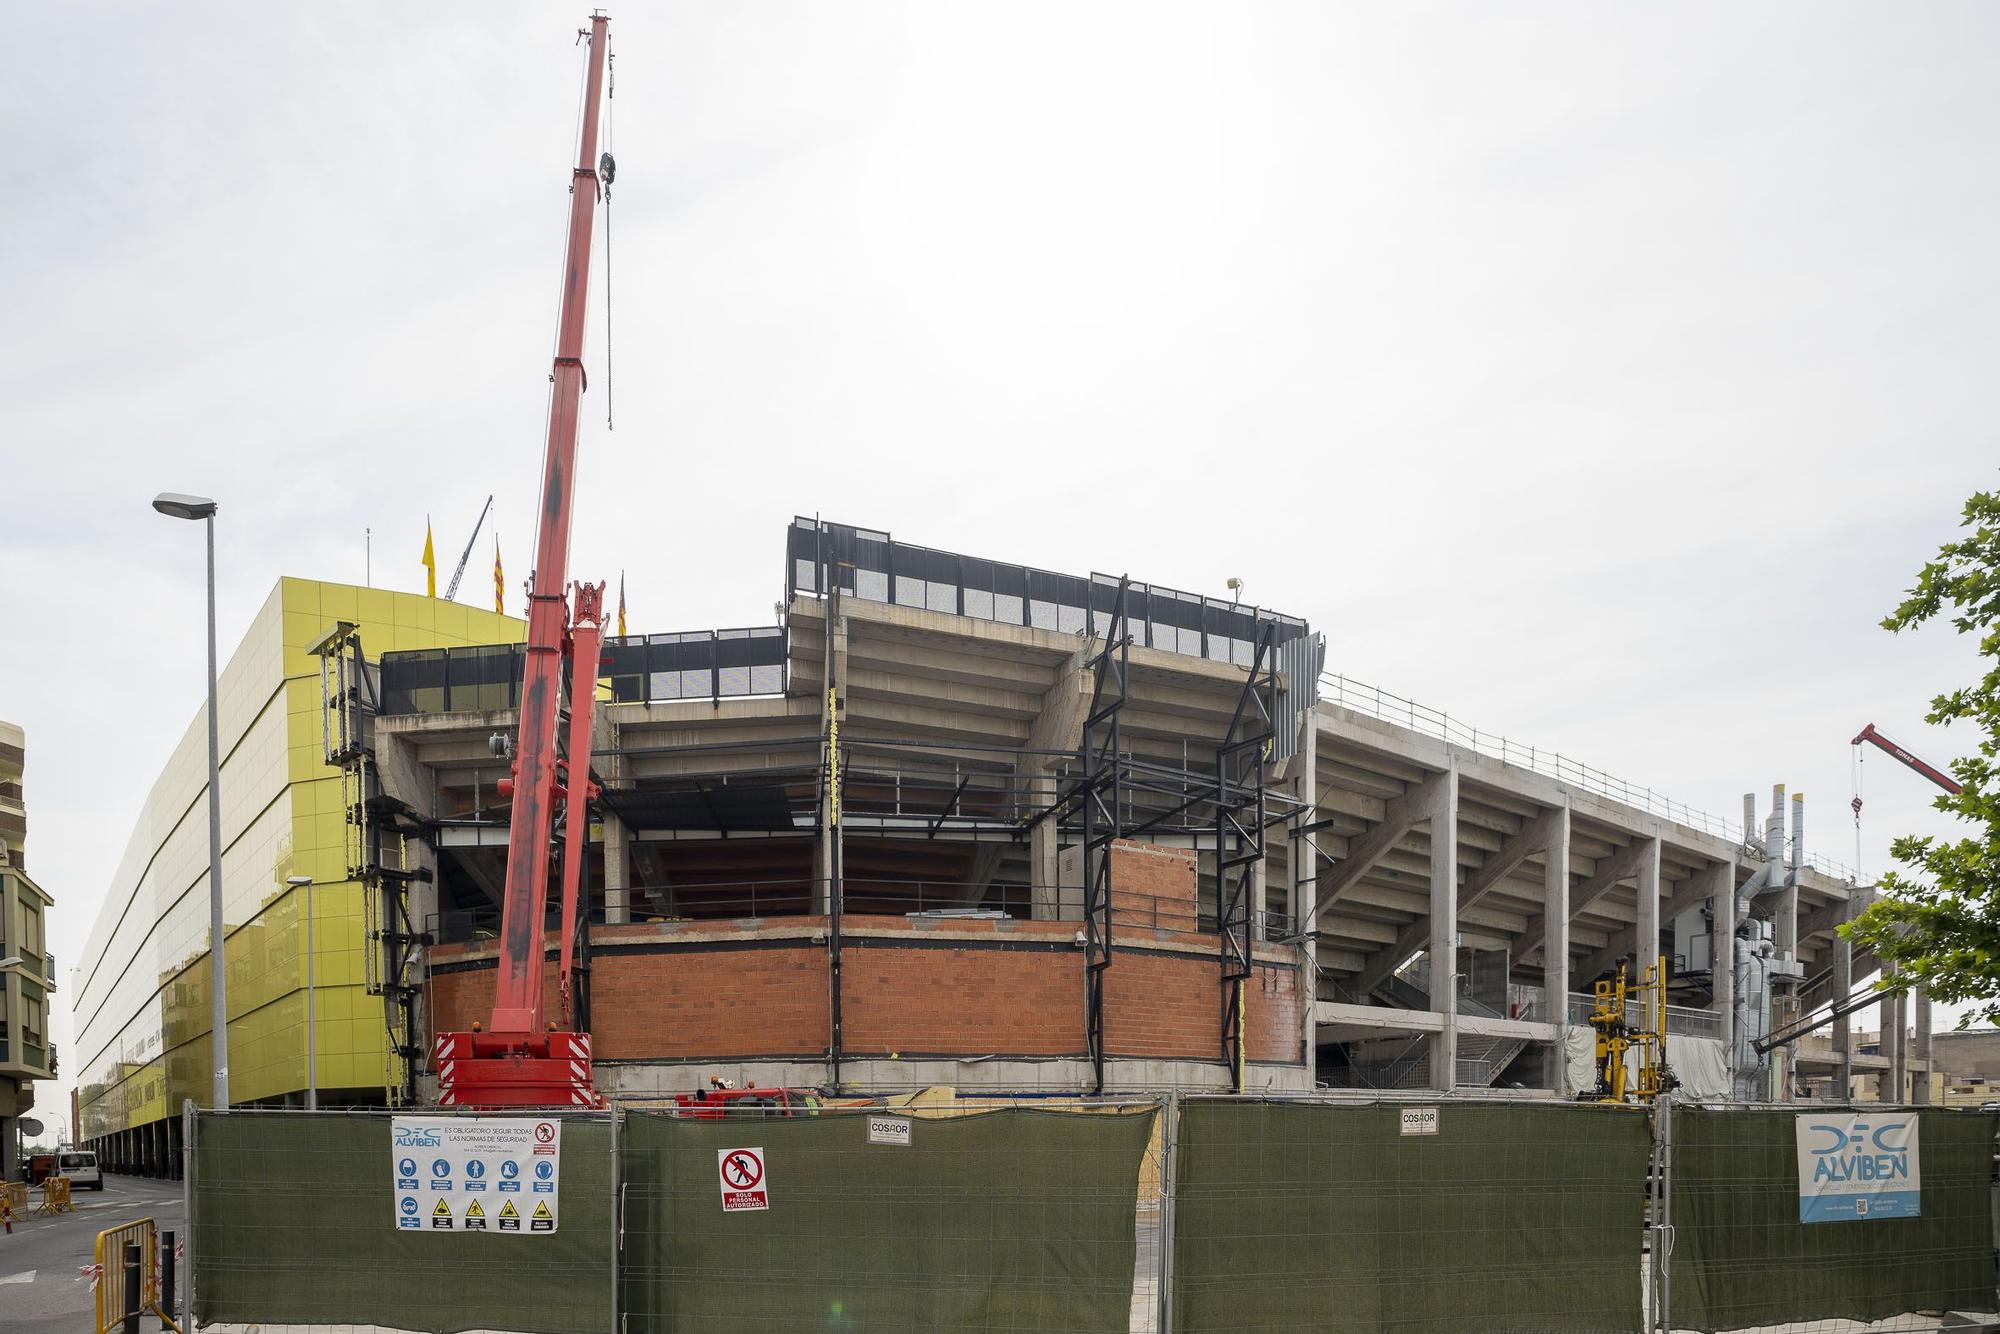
[{"left": 1367, "top": 961, "right": 1539, "bottom": 1088}]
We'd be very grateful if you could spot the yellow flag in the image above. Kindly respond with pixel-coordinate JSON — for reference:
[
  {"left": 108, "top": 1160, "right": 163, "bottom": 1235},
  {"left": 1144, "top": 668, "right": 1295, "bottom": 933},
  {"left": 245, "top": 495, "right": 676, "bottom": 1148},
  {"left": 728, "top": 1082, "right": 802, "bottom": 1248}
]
[
  {"left": 493, "top": 537, "right": 505, "bottom": 615},
  {"left": 421, "top": 518, "right": 437, "bottom": 598},
  {"left": 617, "top": 570, "right": 627, "bottom": 638}
]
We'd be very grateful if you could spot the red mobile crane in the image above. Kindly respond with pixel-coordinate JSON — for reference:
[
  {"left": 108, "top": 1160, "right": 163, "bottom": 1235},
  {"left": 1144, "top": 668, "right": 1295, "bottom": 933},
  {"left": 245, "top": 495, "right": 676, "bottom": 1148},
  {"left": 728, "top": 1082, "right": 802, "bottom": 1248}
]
[
  {"left": 433, "top": 13, "right": 613, "bottom": 1108},
  {"left": 1851, "top": 722, "right": 1962, "bottom": 797}
]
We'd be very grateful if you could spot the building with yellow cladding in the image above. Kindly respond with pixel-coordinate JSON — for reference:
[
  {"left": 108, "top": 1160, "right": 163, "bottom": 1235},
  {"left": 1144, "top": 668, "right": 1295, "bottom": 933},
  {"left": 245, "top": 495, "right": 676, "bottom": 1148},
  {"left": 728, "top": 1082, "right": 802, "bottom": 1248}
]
[{"left": 73, "top": 578, "right": 520, "bottom": 1174}]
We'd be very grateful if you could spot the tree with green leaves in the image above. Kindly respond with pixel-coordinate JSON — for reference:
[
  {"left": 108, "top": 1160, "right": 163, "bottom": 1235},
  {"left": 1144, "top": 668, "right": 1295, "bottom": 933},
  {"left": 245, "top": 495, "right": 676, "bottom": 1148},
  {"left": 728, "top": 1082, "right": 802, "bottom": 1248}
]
[{"left": 1844, "top": 489, "right": 2000, "bottom": 1026}]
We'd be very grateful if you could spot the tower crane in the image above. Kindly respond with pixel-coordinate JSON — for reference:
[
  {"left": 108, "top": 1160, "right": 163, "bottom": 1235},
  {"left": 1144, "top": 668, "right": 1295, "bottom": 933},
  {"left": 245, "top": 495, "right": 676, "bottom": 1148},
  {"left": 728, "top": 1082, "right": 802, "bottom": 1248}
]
[{"left": 433, "top": 12, "right": 614, "bottom": 1108}]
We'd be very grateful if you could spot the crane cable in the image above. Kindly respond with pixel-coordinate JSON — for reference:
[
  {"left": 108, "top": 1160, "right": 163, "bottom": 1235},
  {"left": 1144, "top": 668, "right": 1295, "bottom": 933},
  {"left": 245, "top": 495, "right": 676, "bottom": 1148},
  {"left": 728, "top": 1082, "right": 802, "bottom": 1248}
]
[
  {"left": 1850, "top": 742, "right": 1866, "bottom": 885},
  {"left": 602, "top": 47, "right": 616, "bottom": 432}
]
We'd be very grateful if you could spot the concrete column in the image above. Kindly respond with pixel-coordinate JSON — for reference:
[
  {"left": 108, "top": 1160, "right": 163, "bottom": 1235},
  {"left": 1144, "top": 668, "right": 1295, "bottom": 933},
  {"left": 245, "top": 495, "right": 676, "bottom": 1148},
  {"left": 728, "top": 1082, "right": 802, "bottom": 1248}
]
[
  {"left": 1427, "top": 761, "right": 1459, "bottom": 1092},
  {"left": 1635, "top": 838, "right": 1662, "bottom": 978},
  {"left": 1912, "top": 986, "right": 1932, "bottom": 1105},
  {"left": 1021, "top": 650, "right": 1087, "bottom": 923},
  {"left": 1833, "top": 894, "right": 1855, "bottom": 1101},
  {"left": 1029, "top": 776, "right": 1061, "bottom": 919},
  {"left": 601, "top": 812, "right": 631, "bottom": 924},
  {"left": 1541, "top": 804, "right": 1572, "bottom": 1091},
  {"left": 1708, "top": 860, "right": 1735, "bottom": 1049},
  {"left": 1249, "top": 857, "right": 1269, "bottom": 942},
  {"left": 1296, "top": 710, "right": 1320, "bottom": 1074},
  {"left": 1887, "top": 991, "right": 1907, "bottom": 1102}
]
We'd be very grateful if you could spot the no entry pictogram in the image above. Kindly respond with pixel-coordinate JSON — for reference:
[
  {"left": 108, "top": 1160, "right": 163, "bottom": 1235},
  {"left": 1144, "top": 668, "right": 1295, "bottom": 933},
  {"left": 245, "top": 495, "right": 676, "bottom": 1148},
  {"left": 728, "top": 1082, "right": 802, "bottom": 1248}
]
[{"left": 717, "top": 1147, "right": 769, "bottom": 1212}]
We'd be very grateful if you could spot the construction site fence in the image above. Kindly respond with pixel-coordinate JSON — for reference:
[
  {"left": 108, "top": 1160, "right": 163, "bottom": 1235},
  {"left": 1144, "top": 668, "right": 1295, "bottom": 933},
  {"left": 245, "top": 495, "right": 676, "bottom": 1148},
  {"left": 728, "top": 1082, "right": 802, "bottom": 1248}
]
[{"left": 181, "top": 1098, "right": 1999, "bottom": 1334}]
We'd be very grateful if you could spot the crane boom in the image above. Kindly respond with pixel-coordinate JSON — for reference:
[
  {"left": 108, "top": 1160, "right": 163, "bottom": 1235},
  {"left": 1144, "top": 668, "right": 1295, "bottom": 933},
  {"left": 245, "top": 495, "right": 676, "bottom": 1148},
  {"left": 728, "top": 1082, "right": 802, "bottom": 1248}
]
[
  {"left": 1852, "top": 723, "right": 1961, "bottom": 795},
  {"left": 435, "top": 12, "right": 612, "bottom": 1108},
  {"left": 441, "top": 495, "right": 494, "bottom": 601}
]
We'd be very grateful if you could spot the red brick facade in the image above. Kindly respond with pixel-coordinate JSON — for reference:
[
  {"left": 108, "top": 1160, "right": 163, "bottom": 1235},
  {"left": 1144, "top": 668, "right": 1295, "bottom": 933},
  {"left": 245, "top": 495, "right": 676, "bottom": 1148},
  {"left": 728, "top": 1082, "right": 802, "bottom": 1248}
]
[{"left": 427, "top": 843, "right": 1305, "bottom": 1071}]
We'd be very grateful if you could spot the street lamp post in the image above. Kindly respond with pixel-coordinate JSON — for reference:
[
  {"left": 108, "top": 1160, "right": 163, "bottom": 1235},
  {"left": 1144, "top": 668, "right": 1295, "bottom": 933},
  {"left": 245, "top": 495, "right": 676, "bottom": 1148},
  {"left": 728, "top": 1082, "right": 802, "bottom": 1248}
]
[
  {"left": 286, "top": 875, "right": 316, "bottom": 1110},
  {"left": 153, "top": 492, "right": 229, "bottom": 1110}
]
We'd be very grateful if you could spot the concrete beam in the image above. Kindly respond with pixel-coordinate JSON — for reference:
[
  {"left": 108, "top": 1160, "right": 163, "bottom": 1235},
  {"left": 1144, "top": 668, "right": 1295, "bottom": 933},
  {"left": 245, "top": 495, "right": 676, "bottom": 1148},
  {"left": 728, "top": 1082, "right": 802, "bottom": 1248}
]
[
  {"left": 1353, "top": 806, "right": 1560, "bottom": 995},
  {"left": 1315, "top": 1001, "right": 1443, "bottom": 1033},
  {"left": 1312, "top": 770, "right": 1450, "bottom": 919},
  {"left": 1575, "top": 872, "right": 1711, "bottom": 983},
  {"left": 1515, "top": 836, "right": 1659, "bottom": 962}
]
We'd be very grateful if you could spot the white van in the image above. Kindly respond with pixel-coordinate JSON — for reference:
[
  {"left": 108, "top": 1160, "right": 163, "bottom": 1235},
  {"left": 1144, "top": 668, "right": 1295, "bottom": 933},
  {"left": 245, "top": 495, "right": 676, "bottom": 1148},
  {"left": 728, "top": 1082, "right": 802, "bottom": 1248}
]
[{"left": 57, "top": 1148, "right": 103, "bottom": 1191}]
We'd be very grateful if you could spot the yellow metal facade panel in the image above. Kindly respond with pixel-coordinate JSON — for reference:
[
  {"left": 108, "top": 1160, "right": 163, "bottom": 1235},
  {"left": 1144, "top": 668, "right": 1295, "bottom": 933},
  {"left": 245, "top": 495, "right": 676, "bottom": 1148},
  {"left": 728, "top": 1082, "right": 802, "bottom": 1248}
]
[{"left": 75, "top": 578, "right": 524, "bottom": 1139}]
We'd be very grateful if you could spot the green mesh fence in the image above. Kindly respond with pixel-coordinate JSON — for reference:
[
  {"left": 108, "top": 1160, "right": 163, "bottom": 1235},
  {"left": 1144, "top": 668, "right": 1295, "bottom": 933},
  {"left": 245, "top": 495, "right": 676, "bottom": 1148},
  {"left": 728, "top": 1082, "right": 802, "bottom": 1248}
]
[
  {"left": 1170, "top": 1098, "right": 1651, "bottom": 1333},
  {"left": 1668, "top": 1106, "right": 1998, "bottom": 1332},
  {"left": 620, "top": 1105, "right": 1158, "bottom": 1333},
  {"left": 191, "top": 1110, "right": 613, "bottom": 1333}
]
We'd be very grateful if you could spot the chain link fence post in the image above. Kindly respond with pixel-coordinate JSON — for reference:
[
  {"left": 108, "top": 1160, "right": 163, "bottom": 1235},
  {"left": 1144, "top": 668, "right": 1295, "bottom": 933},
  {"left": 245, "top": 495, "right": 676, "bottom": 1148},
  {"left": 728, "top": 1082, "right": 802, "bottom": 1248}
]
[
  {"left": 181, "top": 1099, "right": 197, "bottom": 1332},
  {"left": 608, "top": 1096, "right": 621, "bottom": 1333},
  {"left": 1157, "top": 1089, "right": 1179, "bottom": 1334},
  {"left": 1652, "top": 1096, "right": 1673, "bottom": 1334}
]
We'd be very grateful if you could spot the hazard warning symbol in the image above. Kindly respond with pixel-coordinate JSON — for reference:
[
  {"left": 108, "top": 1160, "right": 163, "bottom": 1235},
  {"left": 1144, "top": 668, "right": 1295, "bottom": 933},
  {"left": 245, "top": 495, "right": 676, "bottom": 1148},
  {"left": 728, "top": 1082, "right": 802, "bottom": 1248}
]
[
  {"left": 717, "top": 1147, "right": 769, "bottom": 1212},
  {"left": 463, "top": 1198, "right": 487, "bottom": 1231},
  {"left": 430, "top": 1198, "right": 453, "bottom": 1230},
  {"left": 531, "top": 1199, "right": 555, "bottom": 1232},
  {"left": 498, "top": 1199, "right": 521, "bottom": 1232}
]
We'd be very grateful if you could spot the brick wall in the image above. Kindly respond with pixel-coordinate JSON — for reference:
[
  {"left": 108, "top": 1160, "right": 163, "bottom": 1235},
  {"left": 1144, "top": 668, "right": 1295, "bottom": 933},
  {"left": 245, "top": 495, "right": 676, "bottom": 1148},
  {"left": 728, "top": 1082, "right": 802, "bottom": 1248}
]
[
  {"left": 1103, "top": 949, "right": 1220, "bottom": 1059},
  {"left": 842, "top": 943, "right": 1081, "bottom": 1056},
  {"left": 429, "top": 944, "right": 831, "bottom": 1060},
  {"left": 427, "top": 911, "right": 1304, "bottom": 1068},
  {"left": 1109, "top": 839, "right": 1200, "bottom": 932},
  {"left": 1246, "top": 962, "right": 1303, "bottom": 1064}
]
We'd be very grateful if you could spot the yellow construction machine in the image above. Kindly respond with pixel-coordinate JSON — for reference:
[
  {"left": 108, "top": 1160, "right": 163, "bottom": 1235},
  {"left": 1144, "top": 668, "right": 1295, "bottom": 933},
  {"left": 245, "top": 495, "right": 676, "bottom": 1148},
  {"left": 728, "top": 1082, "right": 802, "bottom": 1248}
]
[{"left": 1586, "top": 955, "right": 1677, "bottom": 1102}]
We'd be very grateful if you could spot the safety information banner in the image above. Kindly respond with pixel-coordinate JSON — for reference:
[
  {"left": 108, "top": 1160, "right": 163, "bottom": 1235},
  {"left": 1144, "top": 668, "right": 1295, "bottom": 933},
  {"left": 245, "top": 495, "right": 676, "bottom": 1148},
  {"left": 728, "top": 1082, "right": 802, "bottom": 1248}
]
[
  {"left": 1796, "top": 1112, "right": 1920, "bottom": 1223},
  {"left": 393, "top": 1116, "right": 562, "bottom": 1234}
]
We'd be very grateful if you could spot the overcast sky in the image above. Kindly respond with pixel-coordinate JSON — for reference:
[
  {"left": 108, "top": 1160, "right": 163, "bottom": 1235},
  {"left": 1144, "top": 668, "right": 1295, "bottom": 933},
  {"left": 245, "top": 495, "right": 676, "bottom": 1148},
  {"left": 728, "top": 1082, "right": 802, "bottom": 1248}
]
[{"left": 4, "top": 2, "right": 1996, "bottom": 1123}]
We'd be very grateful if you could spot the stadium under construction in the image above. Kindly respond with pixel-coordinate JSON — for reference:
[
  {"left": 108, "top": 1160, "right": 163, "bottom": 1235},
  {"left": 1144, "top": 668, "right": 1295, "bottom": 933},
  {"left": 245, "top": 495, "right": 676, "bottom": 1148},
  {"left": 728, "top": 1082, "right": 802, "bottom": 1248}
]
[{"left": 74, "top": 516, "right": 1928, "bottom": 1172}]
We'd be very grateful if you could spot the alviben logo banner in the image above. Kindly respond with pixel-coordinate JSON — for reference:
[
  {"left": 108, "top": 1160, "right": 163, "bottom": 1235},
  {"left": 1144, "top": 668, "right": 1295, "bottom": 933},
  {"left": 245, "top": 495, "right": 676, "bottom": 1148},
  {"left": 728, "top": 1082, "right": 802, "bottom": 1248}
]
[{"left": 1795, "top": 1112, "right": 1920, "bottom": 1223}]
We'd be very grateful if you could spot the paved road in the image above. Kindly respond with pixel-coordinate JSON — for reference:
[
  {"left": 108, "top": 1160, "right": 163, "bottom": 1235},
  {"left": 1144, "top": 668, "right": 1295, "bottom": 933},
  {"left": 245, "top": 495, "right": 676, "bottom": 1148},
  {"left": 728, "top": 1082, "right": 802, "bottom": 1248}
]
[{"left": 1, "top": 1174, "right": 185, "bottom": 1334}]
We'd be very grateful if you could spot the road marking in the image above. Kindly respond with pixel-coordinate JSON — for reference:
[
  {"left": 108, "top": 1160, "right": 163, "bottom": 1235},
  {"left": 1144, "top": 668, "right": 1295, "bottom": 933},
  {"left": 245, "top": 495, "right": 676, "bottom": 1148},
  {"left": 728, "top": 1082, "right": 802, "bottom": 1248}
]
[{"left": 0, "top": 1270, "right": 36, "bottom": 1285}]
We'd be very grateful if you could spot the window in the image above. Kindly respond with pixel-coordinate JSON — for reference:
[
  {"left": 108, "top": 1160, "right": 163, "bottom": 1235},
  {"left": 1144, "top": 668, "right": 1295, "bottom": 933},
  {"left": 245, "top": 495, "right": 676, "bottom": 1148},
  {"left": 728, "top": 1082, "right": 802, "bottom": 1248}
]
[{"left": 19, "top": 899, "right": 41, "bottom": 959}]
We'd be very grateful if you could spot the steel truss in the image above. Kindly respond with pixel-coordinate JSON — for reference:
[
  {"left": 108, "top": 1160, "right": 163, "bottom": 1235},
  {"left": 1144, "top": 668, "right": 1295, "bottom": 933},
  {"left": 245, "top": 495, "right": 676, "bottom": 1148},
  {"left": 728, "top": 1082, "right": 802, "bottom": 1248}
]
[
  {"left": 313, "top": 623, "right": 430, "bottom": 1106},
  {"left": 1216, "top": 624, "right": 1277, "bottom": 1091},
  {"left": 1078, "top": 579, "right": 1132, "bottom": 1095}
]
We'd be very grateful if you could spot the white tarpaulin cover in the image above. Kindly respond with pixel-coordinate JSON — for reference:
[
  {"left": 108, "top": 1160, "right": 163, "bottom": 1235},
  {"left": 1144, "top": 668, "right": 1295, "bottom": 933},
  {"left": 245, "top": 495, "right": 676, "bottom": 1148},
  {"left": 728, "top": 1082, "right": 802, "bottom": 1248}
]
[{"left": 1564, "top": 1028, "right": 1729, "bottom": 1100}]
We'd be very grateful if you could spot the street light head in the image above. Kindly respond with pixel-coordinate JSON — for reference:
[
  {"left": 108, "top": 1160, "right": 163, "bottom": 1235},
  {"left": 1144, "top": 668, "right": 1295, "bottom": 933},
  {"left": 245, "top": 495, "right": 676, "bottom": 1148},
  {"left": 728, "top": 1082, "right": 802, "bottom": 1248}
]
[
  {"left": 153, "top": 492, "right": 218, "bottom": 520},
  {"left": 286, "top": 876, "right": 313, "bottom": 887},
  {"left": 0, "top": 955, "right": 22, "bottom": 970}
]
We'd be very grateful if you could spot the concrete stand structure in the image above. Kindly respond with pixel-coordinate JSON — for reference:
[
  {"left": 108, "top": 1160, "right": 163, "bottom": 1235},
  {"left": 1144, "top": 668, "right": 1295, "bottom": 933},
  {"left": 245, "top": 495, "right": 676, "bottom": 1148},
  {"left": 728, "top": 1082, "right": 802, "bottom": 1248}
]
[
  {"left": 77, "top": 521, "right": 1916, "bottom": 1143},
  {"left": 357, "top": 520, "right": 1883, "bottom": 1101}
]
